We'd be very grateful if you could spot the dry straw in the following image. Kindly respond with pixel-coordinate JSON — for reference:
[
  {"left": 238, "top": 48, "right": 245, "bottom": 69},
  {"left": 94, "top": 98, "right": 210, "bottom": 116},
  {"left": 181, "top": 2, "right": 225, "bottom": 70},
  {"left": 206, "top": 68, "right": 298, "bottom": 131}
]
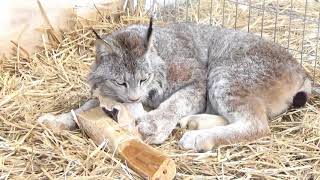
[{"left": 1, "top": 0, "right": 320, "bottom": 179}]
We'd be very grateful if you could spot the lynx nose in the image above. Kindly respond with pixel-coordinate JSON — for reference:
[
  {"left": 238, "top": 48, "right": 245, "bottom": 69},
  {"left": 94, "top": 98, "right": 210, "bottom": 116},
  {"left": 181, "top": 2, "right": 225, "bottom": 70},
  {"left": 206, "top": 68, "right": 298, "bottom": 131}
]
[{"left": 128, "top": 96, "right": 141, "bottom": 102}]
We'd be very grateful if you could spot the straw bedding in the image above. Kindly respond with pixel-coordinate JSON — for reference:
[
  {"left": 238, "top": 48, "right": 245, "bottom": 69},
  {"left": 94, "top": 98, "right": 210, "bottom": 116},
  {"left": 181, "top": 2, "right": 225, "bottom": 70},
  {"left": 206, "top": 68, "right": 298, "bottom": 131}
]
[{"left": 1, "top": 0, "right": 320, "bottom": 179}]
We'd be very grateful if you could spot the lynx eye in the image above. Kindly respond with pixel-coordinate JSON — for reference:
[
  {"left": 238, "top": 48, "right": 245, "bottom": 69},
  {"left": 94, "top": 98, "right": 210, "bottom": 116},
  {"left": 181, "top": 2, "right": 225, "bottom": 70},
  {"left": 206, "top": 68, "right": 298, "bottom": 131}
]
[
  {"left": 112, "top": 80, "right": 127, "bottom": 87},
  {"left": 140, "top": 75, "right": 150, "bottom": 85}
]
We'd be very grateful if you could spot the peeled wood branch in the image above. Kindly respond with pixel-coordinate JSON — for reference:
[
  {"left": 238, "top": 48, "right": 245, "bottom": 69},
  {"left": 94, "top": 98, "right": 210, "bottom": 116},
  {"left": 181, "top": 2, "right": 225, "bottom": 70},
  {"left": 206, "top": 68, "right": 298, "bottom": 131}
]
[{"left": 75, "top": 96, "right": 176, "bottom": 179}]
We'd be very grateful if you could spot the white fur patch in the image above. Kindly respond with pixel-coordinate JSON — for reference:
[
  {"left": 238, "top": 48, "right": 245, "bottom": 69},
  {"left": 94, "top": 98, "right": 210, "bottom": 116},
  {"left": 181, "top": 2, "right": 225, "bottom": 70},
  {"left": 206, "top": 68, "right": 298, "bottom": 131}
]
[{"left": 179, "top": 114, "right": 227, "bottom": 130}]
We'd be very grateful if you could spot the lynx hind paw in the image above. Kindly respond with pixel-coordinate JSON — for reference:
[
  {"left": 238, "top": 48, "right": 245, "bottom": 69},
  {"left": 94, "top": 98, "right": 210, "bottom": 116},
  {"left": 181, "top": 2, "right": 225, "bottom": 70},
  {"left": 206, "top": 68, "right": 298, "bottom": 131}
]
[
  {"left": 37, "top": 113, "right": 76, "bottom": 131},
  {"left": 179, "top": 130, "right": 214, "bottom": 152},
  {"left": 178, "top": 114, "right": 228, "bottom": 130}
]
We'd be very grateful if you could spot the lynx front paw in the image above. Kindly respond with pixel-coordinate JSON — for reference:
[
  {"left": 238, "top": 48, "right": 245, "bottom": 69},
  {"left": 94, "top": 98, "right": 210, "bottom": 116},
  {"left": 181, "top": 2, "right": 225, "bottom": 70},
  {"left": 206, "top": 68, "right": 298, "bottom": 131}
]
[
  {"left": 136, "top": 115, "right": 173, "bottom": 144},
  {"left": 179, "top": 130, "right": 214, "bottom": 152},
  {"left": 37, "top": 113, "right": 77, "bottom": 131}
]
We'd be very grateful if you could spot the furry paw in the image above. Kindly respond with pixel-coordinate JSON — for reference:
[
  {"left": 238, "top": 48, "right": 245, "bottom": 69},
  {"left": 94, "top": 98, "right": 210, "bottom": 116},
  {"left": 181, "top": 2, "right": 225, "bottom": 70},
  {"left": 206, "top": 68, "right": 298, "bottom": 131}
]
[
  {"left": 179, "top": 130, "right": 214, "bottom": 152},
  {"left": 136, "top": 114, "right": 173, "bottom": 144},
  {"left": 37, "top": 112, "right": 77, "bottom": 130},
  {"left": 178, "top": 114, "right": 227, "bottom": 130},
  {"left": 178, "top": 116, "right": 191, "bottom": 129}
]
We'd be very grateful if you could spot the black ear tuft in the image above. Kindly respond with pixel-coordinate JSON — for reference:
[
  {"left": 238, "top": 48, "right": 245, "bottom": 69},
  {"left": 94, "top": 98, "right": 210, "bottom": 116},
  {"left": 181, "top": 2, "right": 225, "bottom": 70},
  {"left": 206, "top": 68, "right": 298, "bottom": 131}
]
[
  {"left": 145, "top": 17, "right": 153, "bottom": 47},
  {"left": 91, "top": 28, "right": 115, "bottom": 64}
]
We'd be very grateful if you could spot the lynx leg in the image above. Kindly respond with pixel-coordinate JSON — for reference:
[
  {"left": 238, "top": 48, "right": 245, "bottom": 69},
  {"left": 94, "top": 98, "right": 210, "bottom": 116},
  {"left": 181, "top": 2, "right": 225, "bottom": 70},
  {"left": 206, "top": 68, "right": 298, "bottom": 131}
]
[
  {"left": 178, "top": 114, "right": 228, "bottom": 130},
  {"left": 136, "top": 82, "right": 207, "bottom": 144},
  {"left": 179, "top": 99, "right": 271, "bottom": 152},
  {"left": 179, "top": 76, "right": 271, "bottom": 152},
  {"left": 38, "top": 99, "right": 99, "bottom": 131}
]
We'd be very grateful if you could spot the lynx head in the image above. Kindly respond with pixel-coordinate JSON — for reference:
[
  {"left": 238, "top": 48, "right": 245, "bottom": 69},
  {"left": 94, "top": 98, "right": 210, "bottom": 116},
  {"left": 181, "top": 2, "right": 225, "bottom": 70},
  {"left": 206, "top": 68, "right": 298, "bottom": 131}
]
[{"left": 88, "top": 18, "right": 159, "bottom": 103}]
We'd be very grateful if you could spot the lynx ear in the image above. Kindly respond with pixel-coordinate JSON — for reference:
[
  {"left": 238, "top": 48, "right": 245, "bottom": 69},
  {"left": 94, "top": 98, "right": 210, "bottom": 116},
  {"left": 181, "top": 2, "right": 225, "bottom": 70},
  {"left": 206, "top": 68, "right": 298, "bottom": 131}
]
[
  {"left": 145, "top": 17, "right": 153, "bottom": 49},
  {"left": 91, "top": 28, "right": 114, "bottom": 63}
]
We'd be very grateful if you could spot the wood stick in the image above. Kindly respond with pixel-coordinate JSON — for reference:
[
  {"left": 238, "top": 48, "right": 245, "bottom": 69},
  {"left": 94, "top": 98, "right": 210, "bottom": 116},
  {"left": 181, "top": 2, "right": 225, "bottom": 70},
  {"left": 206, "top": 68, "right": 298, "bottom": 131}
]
[
  {"left": 92, "top": 90, "right": 145, "bottom": 139},
  {"left": 76, "top": 106, "right": 176, "bottom": 180}
]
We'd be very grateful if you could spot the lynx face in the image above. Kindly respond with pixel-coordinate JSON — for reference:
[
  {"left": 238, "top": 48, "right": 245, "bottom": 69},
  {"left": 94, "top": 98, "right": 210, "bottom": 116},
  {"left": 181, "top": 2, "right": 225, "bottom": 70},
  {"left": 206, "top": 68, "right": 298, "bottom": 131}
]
[{"left": 88, "top": 22, "right": 157, "bottom": 103}]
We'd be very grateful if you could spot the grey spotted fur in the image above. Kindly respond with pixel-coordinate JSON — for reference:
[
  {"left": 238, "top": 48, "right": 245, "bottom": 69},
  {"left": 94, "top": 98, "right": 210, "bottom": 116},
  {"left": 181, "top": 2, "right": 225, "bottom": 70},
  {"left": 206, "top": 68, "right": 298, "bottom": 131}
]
[{"left": 63, "top": 20, "right": 313, "bottom": 152}]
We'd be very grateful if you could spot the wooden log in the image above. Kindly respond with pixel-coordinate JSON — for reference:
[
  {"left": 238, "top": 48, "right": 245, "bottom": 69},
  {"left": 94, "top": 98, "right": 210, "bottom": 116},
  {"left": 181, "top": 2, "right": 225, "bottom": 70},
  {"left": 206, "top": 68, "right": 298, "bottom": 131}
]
[
  {"left": 92, "top": 90, "right": 146, "bottom": 139},
  {"left": 76, "top": 106, "right": 176, "bottom": 180}
]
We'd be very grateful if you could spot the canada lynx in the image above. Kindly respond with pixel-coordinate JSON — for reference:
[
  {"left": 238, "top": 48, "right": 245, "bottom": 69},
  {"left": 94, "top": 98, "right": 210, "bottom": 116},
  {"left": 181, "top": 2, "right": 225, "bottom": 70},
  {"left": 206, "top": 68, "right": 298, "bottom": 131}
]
[{"left": 39, "top": 18, "right": 312, "bottom": 152}]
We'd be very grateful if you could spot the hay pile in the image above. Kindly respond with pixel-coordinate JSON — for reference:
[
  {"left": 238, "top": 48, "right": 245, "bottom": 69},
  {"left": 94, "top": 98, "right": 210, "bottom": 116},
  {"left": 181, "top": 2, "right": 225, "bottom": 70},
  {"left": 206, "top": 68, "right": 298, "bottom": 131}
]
[{"left": 1, "top": 0, "right": 320, "bottom": 179}]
